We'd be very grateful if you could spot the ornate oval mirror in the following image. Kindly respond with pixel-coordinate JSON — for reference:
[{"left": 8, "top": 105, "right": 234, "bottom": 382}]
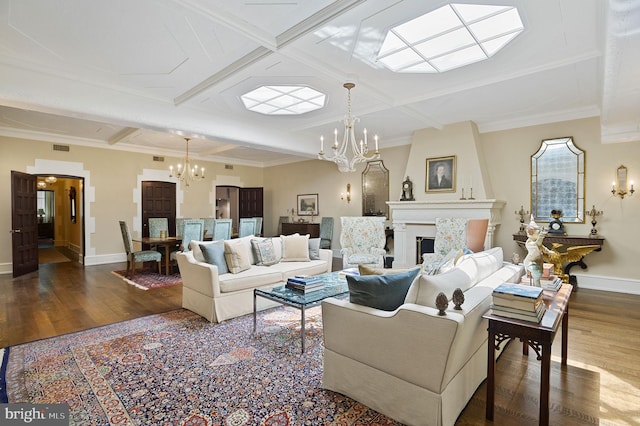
[
  {"left": 531, "top": 137, "right": 585, "bottom": 223},
  {"left": 362, "top": 160, "right": 389, "bottom": 217}
]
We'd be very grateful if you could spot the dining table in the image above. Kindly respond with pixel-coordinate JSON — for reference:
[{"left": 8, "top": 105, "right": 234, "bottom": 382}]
[{"left": 135, "top": 236, "right": 181, "bottom": 276}]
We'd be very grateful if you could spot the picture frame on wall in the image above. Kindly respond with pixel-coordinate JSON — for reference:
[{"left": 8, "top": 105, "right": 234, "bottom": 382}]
[
  {"left": 297, "top": 193, "right": 319, "bottom": 216},
  {"left": 426, "top": 156, "right": 456, "bottom": 193}
]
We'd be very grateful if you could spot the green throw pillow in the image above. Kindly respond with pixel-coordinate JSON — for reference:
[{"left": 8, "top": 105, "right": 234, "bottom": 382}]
[
  {"left": 200, "top": 241, "right": 229, "bottom": 274},
  {"left": 346, "top": 268, "right": 420, "bottom": 311}
]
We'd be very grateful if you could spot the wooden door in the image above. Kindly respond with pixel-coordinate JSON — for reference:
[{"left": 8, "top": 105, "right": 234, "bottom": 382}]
[
  {"left": 11, "top": 171, "right": 38, "bottom": 277},
  {"left": 239, "top": 187, "right": 263, "bottom": 218},
  {"left": 142, "top": 181, "right": 176, "bottom": 237}
]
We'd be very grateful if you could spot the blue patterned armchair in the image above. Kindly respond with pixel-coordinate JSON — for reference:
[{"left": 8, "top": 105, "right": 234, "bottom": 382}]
[{"left": 340, "top": 216, "right": 386, "bottom": 269}]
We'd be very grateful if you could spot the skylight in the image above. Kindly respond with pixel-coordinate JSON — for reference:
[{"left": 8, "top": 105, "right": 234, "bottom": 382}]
[
  {"left": 377, "top": 4, "right": 523, "bottom": 73},
  {"left": 241, "top": 85, "right": 326, "bottom": 115}
]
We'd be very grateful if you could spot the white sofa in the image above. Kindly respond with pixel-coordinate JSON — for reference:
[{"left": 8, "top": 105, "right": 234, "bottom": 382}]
[
  {"left": 176, "top": 235, "right": 332, "bottom": 323},
  {"left": 322, "top": 247, "right": 523, "bottom": 426}
]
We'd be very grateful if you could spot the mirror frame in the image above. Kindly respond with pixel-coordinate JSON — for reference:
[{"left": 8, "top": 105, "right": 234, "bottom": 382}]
[
  {"left": 362, "top": 160, "right": 389, "bottom": 218},
  {"left": 531, "top": 136, "right": 585, "bottom": 224}
]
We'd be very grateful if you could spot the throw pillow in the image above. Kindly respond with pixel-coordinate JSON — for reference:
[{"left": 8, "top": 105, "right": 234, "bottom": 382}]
[
  {"left": 251, "top": 238, "right": 279, "bottom": 266},
  {"left": 308, "top": 238, "right": 321, "bottom": 260},
  {"left": 189, "top": 240, "right": 209, "bottom": 262},
  {"left": 281, "top": 234, "right": 310, "bottom": 262},
  {"left": 199, "top": 241, "right": 229, "bottom": 274},
  {"left": 410, "top": 268, "right": 473, "bottom": 308},
  {"left": 358, "top": 264, "right": 419, "bottom": 276},
  {"left": 224, "top": 239, "right": 252, "bottom": 274},
  {"left": 347, "top": 268, "right": 420, "bottom": 311}
]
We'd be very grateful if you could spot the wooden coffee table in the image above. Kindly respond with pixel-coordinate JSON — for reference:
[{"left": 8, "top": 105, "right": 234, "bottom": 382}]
[
  {"left": 253, "top": 271, "right": 349, "bottom": 353},
  {"left": 484, "top": 284, "right": 572, "bottom": 426}
]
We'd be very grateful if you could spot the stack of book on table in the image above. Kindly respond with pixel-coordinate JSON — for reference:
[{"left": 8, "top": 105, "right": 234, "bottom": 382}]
[
  {"left": 491, "top": 283, "right": 545, "bottom": 323},
  {"left": 286, "top": 275, "right": 325, "bottom": 293},
  {"left": 540, "top": 275, "right": 563, "bottom": 291}
]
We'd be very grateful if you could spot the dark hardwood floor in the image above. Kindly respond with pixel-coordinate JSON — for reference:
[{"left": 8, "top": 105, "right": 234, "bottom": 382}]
[{"left": 1, "top": 258, "right": 639, "bottom": 425}]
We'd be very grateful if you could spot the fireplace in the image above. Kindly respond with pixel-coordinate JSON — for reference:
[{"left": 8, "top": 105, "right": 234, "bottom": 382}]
[
  {"left": 416, "top": 237, "right": 435, "bottom": 264},
  {"left": 387, "top": 200, "right": 505, "bottom": 268}
]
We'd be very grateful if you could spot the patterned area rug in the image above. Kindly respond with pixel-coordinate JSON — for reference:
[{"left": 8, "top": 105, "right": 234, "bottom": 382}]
[
  {"left": 2, "top": 307, "right": 401, "bottom": 425},
  {"left": 112, "top": 270, "right": 182, "bottom": 290}
]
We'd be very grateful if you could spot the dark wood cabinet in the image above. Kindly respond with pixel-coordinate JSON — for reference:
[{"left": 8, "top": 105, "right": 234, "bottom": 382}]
[{"left": 281, "top": 222, "right": 320, "bottom": 238}]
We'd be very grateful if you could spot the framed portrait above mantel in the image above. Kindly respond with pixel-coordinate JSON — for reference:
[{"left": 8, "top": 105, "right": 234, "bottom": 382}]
[
  {"left": 297, "top": 193, "right": 319, "bottom": 216},
  {"left": 426, "top": 156, "right": 456, "bottom": 193}
]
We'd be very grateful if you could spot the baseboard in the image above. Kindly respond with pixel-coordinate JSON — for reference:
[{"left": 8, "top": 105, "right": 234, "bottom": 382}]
[
  {"left": 574, "top": 273, "right": 640, "bottom": 295},
  {"left": 84, "top": 253, "right": 126, "bottom": 266}
]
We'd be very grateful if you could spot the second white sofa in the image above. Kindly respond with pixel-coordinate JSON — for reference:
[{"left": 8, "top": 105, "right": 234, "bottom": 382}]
[
  {"left": 322, "top": 247, "right": 523, "bottom": 426},
  {"left": 177, "top": 234, "right": 332, "bottom": 323}
]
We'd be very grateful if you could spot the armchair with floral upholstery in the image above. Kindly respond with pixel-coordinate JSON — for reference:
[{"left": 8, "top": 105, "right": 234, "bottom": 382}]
[
  {"left": 340, "top": 216, "right": 386, "bottom": 269},
  {"left": 422, "top": 218, "right": 489, "bottom": 274}
]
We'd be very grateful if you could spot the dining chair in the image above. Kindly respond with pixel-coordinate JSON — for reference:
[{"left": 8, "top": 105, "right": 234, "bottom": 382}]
[
  {"left": 213, "top": 219, "right": 233, "bottom": 240},
  {"left": 171, "top": 220, "right": 205, "bottom": 271},
  {"left": 201, "top": 217, "right": 215, "bottom": 239},
  {"left": 119, "top": 221, "right": 161, "bottom": 277},
  {"left": 238, "top": 218, "right": 258, "bottom": 238},
  {"left": 253, "top": 217, "right": 263, "bottom": 237},
  {"left": 148, "top": 218, "right": 169, "bottom": 238},
  {"left": 319, "top": 216, "right": 334, "bottom": 249},
  {"left": 176, "top": 218, "right": 186, "bottom": 237}
]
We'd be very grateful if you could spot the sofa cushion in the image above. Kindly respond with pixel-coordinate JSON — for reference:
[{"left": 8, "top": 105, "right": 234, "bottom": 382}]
[
  {"left": 199, "top": 241, "right": 229, "bottom": 274},
  {"left": 218, "top": 266, "right": 284, "bottom": 293},
  {"left": 224, "top": 239, "right": 252, "bottom": 274},
  {"left": 347, "top": 268, "right": 420, "bottom": 311},
  {"left": 251, "top": 238, "right": 279, "bottom": 266},
  {"left": 406, "top": 268, "right": 474, "bottom": 308},
  {"left": 281, "top": 234, "right": 310, "bottom": 261},
  {"left": 469, "top": 246, "right": 503, "bottom": 282},
  {"left": 270, "top": 260, "right": 329, "bottom": 279},
  {"left": 308, "top": 237, "right": 321, "bottom": 260},
  {"left": 236, "top": 235, "right": 258, "bottom": 265}
]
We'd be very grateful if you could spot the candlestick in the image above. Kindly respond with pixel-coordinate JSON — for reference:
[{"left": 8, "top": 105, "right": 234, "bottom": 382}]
[
  {"left": 460, "top": 188, "right": 466, "bottom": 200},
  {"left": 320, "top": 135, "right": 324, "bottom": 153},
  {"left": 374, "top": 134, "right": 379, "bottom": 152}
]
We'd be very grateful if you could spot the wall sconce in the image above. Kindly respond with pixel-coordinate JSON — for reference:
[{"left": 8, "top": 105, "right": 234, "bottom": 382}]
[
  {"left": 341, "top": 183, "right": 351, "bottom": 203},
  {"left": 611, "top": 165, "right": 634, "bottom": 199}
]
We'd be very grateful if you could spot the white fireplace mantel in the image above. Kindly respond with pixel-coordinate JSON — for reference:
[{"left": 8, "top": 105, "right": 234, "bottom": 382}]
[{"left": 387, "top": 199, "right": 505, "bottom": 268}]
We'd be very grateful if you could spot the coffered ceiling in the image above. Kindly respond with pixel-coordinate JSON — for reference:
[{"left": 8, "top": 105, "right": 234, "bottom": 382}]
[{"left": 0, "top": 0, "right": 638, "bottom": 167}]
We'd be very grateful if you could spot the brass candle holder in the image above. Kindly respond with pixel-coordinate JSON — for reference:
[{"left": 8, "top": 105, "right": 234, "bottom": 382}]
[
  {"left": 587, "top": 205, "right": 603, "bottom": 237},
  {"left": 515, "top": 205, "right": 530, "bottom": 234}
]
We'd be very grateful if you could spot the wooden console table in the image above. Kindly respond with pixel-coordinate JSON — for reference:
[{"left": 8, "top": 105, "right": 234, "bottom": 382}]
[
  {"left": 281, "top": 222, "right": 320, "bottom": 238},
  {"left": 484, "top": 284, "right": 572, "bottom": 426},
  {"left": 513, "top": 233, "right": 604, "bottom": 287}
]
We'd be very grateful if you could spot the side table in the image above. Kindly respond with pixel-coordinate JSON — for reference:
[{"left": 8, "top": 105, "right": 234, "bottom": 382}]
[{"left": 484, "top": 284, "right": 572, "bottom": 426}]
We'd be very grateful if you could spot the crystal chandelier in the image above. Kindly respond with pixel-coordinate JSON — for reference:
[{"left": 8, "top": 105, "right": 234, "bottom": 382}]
[
  {"left": 169, "top": 138, "right": 205, "bottom": 186},
  {"left": 318, "top": 83, "right": 380, "bottom": 172}
]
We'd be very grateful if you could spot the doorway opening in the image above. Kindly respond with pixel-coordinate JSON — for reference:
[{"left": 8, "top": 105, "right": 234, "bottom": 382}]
[{"left": 36, "top": 175, "right": 83, "bottom": 264}]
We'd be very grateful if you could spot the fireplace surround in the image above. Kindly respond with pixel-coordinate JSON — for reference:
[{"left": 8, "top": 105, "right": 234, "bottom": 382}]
[{"left": 387, "top": 199, "right": 505, "bottom": 268}]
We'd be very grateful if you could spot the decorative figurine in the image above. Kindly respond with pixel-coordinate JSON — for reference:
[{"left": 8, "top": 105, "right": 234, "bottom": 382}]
[
  {"left": 523, "top": 216, "right": 549, "bottom": 287},
  {"left": 452, "top": 288, "right": 465, "bottom": 310},
  {"left": 435, "top": 292, "right": 449, "bottom": 316},
  {"left": 401, "top": 176, "right": 415, "bottom": 201},
  {"left": 511, "top": 252, "right": 522, "bottom": 264}
]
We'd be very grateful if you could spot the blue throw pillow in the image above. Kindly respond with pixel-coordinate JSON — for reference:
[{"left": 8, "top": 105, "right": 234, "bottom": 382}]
[
  {"left": 346, "top": 268, "right": 420, "bottom": 311},
  {"left": 308, "top": 237, "right": 321, "bottom": 260},
  {"left": 200, "top": 241, "right": 229, "bottom": 274}
]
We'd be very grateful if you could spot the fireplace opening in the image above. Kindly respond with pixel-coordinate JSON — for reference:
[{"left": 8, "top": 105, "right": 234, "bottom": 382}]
[{"left": 416, "top": 237, "right": 435, "bottom": 264}]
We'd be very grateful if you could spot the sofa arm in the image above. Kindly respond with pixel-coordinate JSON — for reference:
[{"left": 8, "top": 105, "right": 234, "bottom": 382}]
[
  {"left": 176, "top": 252, "right": 222, "bottom": 297},
  {"left": 319, "top": 248, "right": 333, "bottom": 273},
  {"left": 322, "top": 298, "right": 463, "bottom": 393}
]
